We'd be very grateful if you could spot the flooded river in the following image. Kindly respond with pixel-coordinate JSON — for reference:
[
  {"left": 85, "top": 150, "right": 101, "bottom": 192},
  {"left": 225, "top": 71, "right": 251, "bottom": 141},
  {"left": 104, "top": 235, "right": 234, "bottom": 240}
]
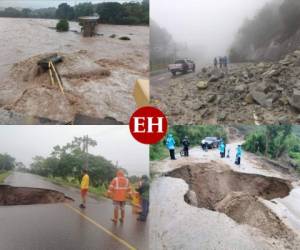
[{"left": 0, "top": 18, "right": 149, "bottom": 124}]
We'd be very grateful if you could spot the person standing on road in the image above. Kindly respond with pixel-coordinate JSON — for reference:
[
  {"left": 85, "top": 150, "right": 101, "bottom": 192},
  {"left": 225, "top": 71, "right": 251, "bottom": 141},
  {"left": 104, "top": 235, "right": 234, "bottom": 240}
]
[
  {"left": 235, "top": 145, "right": 242, "bottom": 166},
  {"left": 223, "top": 56, "right": 228, "bottom": 73},
  {"left": 107, "top": 170, "right": 131, "bottom": 224},
  {"left": 182, "top": 136, "right": 190, "bottom": 157},
  {"left": 214, "top": 57, "right": 218, "bottom": 68},
  {"left": 219, "top": 141, "right": 225, "bottom": 158},
  {"left": 219, "top": 57, "right": 223, "bottom": 68},
  {"left": 227, "top": 146, "right": 231, "bottom": 158},
  {"left": 137, "top": 175, "right": 150, "bottom": 222},
  {"left": 223, "top": 56, "right": 228, "bottom": 67},
  {"left": 80, "top": 169, "right": 89, "bottom": 209},
  {"left": 166, "top": 134, "right": 176, "bottom": 160}
]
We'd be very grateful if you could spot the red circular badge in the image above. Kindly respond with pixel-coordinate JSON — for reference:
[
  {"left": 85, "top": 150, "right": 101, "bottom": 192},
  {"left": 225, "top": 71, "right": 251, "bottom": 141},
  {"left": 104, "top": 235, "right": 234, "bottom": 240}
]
[{"left": 129, "top": 106, "right": 168, "bottom": 144}]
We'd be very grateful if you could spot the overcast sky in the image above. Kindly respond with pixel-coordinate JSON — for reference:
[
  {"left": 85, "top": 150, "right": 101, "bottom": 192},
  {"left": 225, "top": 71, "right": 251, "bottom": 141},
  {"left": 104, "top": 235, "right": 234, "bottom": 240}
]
[
  {"left": 0, "top": 125, "right": 149, "bottom": 176},
  {"left": 151, "top": 0, "right": 274, "bottom": 63},
  {"left": 0, "top": 0, "right": 137, "bottom": 9}
]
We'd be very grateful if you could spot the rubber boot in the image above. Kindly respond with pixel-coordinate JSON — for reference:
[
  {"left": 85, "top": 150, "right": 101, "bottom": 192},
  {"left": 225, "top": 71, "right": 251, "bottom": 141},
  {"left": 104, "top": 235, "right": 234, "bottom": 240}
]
[
  {"left": 120, "top": 208, "right": 125, "bottom": 223},
  {"left": 111, "top": 207, "right": 118, "bottom": 223}
]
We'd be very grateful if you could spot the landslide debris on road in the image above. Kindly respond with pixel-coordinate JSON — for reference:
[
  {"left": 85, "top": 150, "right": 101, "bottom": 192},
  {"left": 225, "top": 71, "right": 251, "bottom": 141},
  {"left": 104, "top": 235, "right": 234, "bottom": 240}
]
[
  {"left": 0, "top": 185, "right": 73, "bottom": 205},
  {"left": 153, "top": 49, "right": 300, "bottom": 124},
  {"left": 166, "top": 162, "right": 300, "bottom": 247}
]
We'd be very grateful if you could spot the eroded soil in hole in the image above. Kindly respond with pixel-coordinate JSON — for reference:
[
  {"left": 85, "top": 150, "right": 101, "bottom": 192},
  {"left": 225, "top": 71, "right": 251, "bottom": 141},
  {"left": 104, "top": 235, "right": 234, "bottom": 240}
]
[
  {"left": 166, "top": 162, "right": 297, "bottom": 242},
  {"left": 0, "top": 185, "right": 73, "bottom": 205}
]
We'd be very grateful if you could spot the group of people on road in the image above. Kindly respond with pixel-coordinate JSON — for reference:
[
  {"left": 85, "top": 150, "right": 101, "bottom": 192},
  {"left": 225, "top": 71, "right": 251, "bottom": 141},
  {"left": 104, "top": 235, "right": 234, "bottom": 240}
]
[
  {"left": 166, "top": 134, "right": 191, "bottom": 160},
  {"left": 79, "top": 168, "right": 150, "bottom": 224},
  {"left": 165, "top": 134, "right": 242, "bottom": 166},
  {"left": 214, "top": 56, "right": 228, "bottom": 70},
  {"left": 218, "top": 140, "right": 242, "bottom": 166}
]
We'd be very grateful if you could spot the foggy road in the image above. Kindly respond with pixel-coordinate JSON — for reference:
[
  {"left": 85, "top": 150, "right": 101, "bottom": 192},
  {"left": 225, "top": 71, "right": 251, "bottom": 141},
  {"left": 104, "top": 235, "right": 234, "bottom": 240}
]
[
  {"left": 151, "top": 72, "right": 172, "bottom": 87},
  {"left": 150, "top": 142, "right": 300, "bottom": 249},
  {"left": 151, "top": 71, "right": 198, "bottom": 87},
  {"left": 151, "top": 71, "right": 197, "bottom": 100},
  {"left": 0, "top": 172, "right": 148, "bottom": 250}
]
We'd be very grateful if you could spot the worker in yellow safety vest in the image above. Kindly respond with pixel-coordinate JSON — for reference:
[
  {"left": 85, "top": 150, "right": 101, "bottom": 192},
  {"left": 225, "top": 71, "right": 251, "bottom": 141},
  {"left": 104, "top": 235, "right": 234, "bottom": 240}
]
[{"left": 80, "top": 169, "right": 89, "bottom": 209}]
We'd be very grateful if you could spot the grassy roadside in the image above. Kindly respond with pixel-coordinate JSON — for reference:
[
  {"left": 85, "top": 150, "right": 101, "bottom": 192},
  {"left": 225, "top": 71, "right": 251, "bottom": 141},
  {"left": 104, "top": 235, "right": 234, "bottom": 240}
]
[
  {"left": 45, "top": 176, "right": 107, "bottom": 197},
  {"left": 0, "top": 171, "right": 11, "bottom": 184}
]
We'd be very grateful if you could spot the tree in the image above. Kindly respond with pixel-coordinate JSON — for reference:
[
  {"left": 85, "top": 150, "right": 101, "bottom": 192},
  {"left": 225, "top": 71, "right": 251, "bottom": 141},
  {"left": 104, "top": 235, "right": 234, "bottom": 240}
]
[
  {"left": 74, "top": 3, "right": 94, "bottom": 19},
  {"left": 56, "top": 3, "right": 74, "bottom": 20},
  {"left": 3, "top": 7, "right": 21, "bottom": 17},
  {"left": 21, "top": 8, "right": 32, "bottom": 18},
  {"left": 0, "top": 154, "right": 15, "bottom": 171},
  {"left": 30, "top": 136, "right": 117, "bottom": 187},
  {"left": 56, "top": 19, "right": 69, "bottom": 32},
  {"left": 96, "top": 2, "right": 126, "bottom": 24},
  {"left": 244, "top": 125, "right": 292, "bottom": 158}
]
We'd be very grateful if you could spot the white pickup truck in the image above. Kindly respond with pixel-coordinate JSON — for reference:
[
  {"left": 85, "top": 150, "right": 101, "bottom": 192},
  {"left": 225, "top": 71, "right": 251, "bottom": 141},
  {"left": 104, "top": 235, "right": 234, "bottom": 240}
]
[{"left": 168, "top": 59, "right": 196, "bottom": 76}]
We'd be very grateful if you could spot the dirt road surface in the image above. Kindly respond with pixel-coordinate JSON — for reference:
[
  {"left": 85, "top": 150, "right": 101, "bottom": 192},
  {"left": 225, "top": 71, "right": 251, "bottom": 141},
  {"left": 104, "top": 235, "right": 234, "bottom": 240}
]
[
  {"left": 0, "top": 18, "right": 149, "bottom": 124},
  {"left": 150, "top": 142, "right": 300, "bottom": 250},
  {"left": 0, "top": 172, "right": 148, "bottom": 250}
]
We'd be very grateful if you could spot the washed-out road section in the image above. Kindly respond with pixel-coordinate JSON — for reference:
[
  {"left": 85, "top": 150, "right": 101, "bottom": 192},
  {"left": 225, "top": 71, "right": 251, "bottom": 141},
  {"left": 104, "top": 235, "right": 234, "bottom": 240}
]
[
  {"left": 150, "top": 142, "right": 300, "bottom": 250},
  {"left": 0, "top": 172, "right": 148, "bottom": 250}
]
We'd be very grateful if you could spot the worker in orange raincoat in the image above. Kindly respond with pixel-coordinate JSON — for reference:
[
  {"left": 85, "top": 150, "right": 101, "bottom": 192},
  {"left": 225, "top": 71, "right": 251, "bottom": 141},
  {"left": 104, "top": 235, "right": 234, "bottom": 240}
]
[{"left": 107, "top": 170, "right": 131, "bottom": 223}]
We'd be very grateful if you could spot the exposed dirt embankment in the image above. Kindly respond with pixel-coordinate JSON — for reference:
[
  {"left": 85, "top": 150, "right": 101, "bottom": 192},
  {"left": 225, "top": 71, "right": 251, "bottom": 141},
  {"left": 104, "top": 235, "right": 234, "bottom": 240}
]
[
  {"left": 0, "top": 185, "right": 73, "bottom": 205},
  {"left": 166, "top": 162, "right": 300, "bottom": 248}
]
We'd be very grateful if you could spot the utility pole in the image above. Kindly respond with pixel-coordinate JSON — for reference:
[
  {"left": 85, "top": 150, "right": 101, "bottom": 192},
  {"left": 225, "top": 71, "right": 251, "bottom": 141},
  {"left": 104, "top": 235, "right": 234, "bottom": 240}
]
[{"left": 83, "top": 135, "right": 89, "bottom": 169}]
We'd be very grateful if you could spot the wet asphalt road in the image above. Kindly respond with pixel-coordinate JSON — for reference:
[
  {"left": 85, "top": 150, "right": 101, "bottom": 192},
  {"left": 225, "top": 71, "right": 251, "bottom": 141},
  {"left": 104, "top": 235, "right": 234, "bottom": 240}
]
[
  {"left": 0, "top": 172, "right": 148, "bottom": 250},
  {"left": 150, "top": 72, "right": 172, "bottom": 88}
]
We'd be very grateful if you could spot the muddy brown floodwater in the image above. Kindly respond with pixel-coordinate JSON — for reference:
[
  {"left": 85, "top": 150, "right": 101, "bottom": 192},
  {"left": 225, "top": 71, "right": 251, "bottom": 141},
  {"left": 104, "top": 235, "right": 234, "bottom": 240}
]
[
  {"left": 166, "top": 162, "right": 300, "bottom": 246},
  {"left": 0, "top": 185, "right": 73, "bottom": 205},
  {"left": 0, "top": 18, "right": 149, "bottom": 124}
]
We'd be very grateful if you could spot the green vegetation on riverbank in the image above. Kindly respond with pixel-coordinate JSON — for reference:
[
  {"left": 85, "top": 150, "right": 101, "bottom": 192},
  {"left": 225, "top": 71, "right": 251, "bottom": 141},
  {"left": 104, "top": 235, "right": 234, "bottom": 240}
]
[{"left": 0, "top": 1, "right": 149, "bottom": 25}]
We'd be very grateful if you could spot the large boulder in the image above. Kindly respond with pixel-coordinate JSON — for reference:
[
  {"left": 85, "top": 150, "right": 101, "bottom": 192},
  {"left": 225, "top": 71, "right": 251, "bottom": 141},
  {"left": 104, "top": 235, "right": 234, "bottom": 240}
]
[
  {"left": 197, "top": 81, "right": 208, "bottom": 90},
  {"left": 279, "top": 55, "right": 294, "bottom": 65},
  {"left": 289, "top": 89, "right": 300, "bottom": 111},
  {"left": 208, "top": 75, "right": 219, "bottom": 83},
  {"left": 263, "top": 69, "right": 281, "bottom": 78},
  {"left": 250, "top": 90, "right": 274, "bottom": 108},
  {"left": 257, "top": 62, "right": 266, "bottom": 68},
  {"left": 234, "top": 84, "right": 246, "bottom": 93},
  {"left": 245, "top": 93, "right": 254, "bottom": 104}
]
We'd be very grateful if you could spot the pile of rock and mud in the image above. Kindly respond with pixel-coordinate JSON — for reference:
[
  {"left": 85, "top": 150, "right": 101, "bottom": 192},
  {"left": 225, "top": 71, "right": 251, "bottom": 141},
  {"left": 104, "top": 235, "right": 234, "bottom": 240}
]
[{"left": 155, "top": 49, "right": 300, "bottom": 124}]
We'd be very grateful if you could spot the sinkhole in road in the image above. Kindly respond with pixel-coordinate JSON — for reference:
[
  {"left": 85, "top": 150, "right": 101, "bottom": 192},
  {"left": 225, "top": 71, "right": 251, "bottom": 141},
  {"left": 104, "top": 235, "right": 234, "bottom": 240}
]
[
  {"left": 166, "top": 162, "right": 295, "bottom": 239},
  {"left": 0, "top": 185, "right": 73, "bottom": 206}
]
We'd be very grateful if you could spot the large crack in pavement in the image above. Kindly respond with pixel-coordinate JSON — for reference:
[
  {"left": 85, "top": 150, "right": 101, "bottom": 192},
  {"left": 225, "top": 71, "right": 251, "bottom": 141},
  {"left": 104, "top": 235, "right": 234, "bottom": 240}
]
[
  {"left": 0, "top": 185, "right": 73, "bottom": 206},
  {"left": 166, "top": 162, "right": 300, "bottom": 244}
]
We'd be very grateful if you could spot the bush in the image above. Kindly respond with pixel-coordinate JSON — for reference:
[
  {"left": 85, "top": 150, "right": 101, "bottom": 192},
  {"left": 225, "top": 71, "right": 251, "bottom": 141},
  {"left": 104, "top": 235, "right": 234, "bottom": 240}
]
[
  {"left": 243, "top": 129, "right": 266, "bottom": 154},
  {"left": 56, "top": 19, "right": 69, "bottom": 32}
]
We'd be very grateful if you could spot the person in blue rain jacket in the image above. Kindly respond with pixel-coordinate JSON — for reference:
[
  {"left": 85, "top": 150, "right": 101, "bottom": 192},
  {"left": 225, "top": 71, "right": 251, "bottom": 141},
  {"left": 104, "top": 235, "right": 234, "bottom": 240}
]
[
  {"left": 235, "top": 145, "right": 242, "bottom": 166},
  {"left": 166, "top": 134, "right": 176, "bottom": 160},
  {"left": 219, "top": 141, "right": 225, "bottom": 158}
]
